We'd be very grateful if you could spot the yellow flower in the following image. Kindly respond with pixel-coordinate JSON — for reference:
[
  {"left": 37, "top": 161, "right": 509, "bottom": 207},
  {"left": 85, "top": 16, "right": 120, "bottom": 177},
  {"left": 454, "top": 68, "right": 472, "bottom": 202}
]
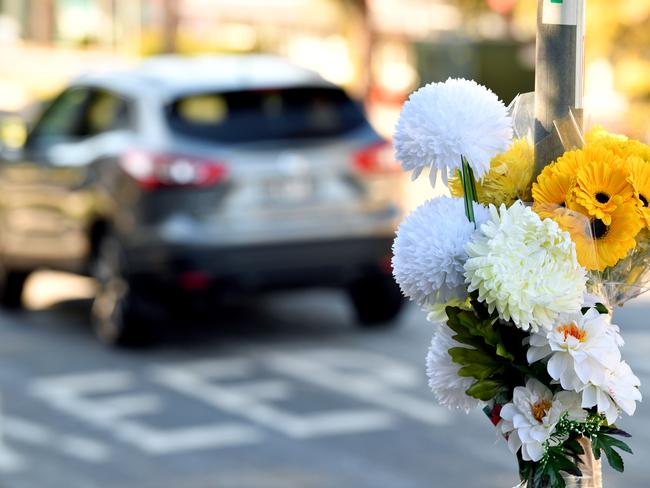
[
  {"left": 532, "top": 164, "right": 575, "bottom": 220},
  {"left": 626, "top": 156, "right": 650, "bottom": 229},
  {"left": 449, "top": 139, "right": 534, "bottom": 207},
  {"left": 551, "top": 148, "right": 584, "bottom": 175},
  {"left": 585, "top": 125, "right": 627, "bottom": 145},
  {"left": 572, "top": 147, "right": 634, "bottom": 225},
  {"left": 552, "top": 200, "right": 642, "bottom": 271},
  {"left": 586, "top": 126, "right": 650, "bottom": 163},
  {"left": 531, "top": 148, "right": 592, "bottom": 220}
]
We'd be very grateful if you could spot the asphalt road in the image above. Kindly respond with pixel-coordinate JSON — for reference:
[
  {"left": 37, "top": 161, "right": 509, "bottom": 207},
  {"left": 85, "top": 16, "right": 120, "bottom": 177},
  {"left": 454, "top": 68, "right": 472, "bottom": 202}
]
[{"left": 0, "top": 272, "right": 649, "bottom": 488}]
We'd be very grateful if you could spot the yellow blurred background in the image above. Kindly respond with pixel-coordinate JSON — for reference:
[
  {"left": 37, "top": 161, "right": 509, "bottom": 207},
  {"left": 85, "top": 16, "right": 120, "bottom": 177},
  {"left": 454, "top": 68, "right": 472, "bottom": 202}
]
[
  {"left": 0, "top": 0, "right": 649, "bottom": 210},
  {"left": 1, "top": 1, "right": 649, "bottom": 132}
]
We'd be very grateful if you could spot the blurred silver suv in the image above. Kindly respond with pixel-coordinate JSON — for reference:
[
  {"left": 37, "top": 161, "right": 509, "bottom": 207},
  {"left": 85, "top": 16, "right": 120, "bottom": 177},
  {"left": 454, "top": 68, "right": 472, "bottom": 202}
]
[{"left": 0, "top": 55, "right": 404, "bottom": 346}]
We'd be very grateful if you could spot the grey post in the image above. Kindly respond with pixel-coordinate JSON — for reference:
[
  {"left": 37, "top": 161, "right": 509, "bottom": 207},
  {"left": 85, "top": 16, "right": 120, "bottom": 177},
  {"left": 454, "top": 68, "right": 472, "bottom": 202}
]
[{"left": 534, "top": 0, "right": 585, "bottom": 176}]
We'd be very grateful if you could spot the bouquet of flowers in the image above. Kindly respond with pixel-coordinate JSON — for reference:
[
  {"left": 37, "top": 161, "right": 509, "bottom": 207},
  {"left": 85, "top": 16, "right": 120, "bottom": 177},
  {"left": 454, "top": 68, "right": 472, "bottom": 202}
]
[{"left": 392, "top": 78, "right": 647, "bottom": 488}]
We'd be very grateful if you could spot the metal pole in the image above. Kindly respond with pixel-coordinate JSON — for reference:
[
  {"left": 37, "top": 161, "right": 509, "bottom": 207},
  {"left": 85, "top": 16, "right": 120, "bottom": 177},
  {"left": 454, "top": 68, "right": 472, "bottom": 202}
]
[
  {"left": 534, "top": 0, "right": 585, "bottom": 176},
  {"left": 534, "top": 2, "right": 601, "bottom": 487}
]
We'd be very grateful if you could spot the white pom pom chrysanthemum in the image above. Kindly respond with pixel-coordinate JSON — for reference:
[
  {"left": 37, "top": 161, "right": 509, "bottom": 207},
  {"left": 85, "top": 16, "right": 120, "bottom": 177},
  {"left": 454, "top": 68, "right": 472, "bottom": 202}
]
[
  {"left": 464, "top": 202, "right": 587, "bottom": 332},
  {"left": 394, "top": 78, "right": 513, "bottom": 185},
  {"left": 392, "top": 197, "right": 489, "bottom": 306},
  {"left": 426, "top": 323, "right": 483, "bottom": 413}
]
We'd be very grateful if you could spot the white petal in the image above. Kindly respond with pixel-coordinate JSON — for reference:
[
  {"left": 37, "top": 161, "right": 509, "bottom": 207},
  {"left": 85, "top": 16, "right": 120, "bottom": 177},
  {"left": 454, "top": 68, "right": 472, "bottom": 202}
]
[{"left": 547, "top": 354, "right": 569, "bottom": 381}]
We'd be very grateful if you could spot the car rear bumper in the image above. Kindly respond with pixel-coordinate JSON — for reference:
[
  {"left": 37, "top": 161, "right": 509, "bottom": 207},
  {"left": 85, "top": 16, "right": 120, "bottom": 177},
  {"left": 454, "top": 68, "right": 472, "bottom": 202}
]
[{"left": 123, "top": 236, "right": 395, "bottom": 292}]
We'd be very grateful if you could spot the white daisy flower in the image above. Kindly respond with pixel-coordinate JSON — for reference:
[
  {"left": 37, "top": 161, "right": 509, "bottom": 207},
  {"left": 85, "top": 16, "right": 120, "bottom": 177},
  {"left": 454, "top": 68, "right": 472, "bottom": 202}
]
[
  {"left": 464, "top": 202, "right": 587, "bottom": 332},
  {"left": 499, "top": 379, "right": 587, "bottom": 462},
  {"left": 581, "top": 360, "right": 642, "bottom": 424},
  {"left": 394, "top": 78, "right": 512, "bottom": 186},
  {"left": 392, "top": 197, "right": 489, "bottom": 307},
  {"left": 527, "top": 308, "right": 621, "bottom": 391},
  {"left": 426, "top": 323, "right": 484, "bottom": 413}
]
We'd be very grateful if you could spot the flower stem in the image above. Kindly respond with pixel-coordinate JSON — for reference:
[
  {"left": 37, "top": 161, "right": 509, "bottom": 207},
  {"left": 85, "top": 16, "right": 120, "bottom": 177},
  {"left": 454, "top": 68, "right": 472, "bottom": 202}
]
[{"left": 460, "top": 155, "right": 478, "bottom": 225}]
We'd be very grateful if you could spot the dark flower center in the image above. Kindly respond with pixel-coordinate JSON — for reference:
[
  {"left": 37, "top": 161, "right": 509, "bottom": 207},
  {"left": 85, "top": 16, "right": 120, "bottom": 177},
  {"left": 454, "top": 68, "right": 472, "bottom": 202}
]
[
  {"left": 595, "top": 192, "right": 610, "bottom": 204},
  {"left": 591, "top": 219, "right": 609, "bottom": 239},
  {"left": 640, "top": 194, "right": 649, "bottom": 207}
]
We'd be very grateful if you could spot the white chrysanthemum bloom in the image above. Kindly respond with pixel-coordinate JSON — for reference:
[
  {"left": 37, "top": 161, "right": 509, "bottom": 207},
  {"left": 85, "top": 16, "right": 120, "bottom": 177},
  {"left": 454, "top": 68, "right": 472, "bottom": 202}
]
[
  {"left": 527, "top": 309, "right": 621, "bottom": 391},
  {"left": 394, "top": 78, "right": 513, "bottom": 185},
  {"left": 426, "top": 323, "right": 483, "bottom": 413},
  {"left": 581, "top": 360, "right": 642, "bottom": 424},
  {"left": 392, "top": 197, "right": 489, "bottom": 306},
  {"left": 499, "top": 379, "right": 586, "bottom": 462},
  {"left": 464, "top": 202, "right": 587, "bottom": 332}
]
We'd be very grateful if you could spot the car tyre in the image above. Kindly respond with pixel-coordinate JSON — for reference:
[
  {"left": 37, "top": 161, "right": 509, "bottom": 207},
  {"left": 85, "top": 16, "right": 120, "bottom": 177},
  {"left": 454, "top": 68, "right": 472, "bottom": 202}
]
[
  {"left": 0, "top": 266, "right": 29, "bottom": 309},
  {"left": 91, "top": 237, "right": 155, "bottom": 348},
  {"left": 348, "top": 275, "right": 404, "bottom": 327}
]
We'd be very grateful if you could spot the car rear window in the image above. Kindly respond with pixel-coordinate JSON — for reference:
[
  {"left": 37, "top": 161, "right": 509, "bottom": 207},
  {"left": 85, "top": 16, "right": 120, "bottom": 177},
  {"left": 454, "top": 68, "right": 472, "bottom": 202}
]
[{"left": 165, "top": 87, "right": 366, "bottom": 144}]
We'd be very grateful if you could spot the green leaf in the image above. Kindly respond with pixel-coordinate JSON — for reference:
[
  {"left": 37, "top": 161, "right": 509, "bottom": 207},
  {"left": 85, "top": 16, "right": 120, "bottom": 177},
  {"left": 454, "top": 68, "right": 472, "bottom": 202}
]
[
  {"left": 605, "top": 437, "right": 634, "bottom": 454},
  {"left": 595, "top": 303, "right": 609, "bottom": 314},
  {"left": 496, "top": 342, "right": 515, "bottom": 361},
  {"left": 448, "top": 347, "right": 500, "bottom": 367},
  {"left": 605, "top": 428, "right": 632, "bottom": 438},
  {"left": 465, "top": 380, "right": 502, "bottom": 401},
  {"left": 458, "top": 363, "right": 503, "bottom": 380},
  {"left": 591, "top": 440, "right": 602, "bottom": 461},
  {"left": 563, "top": 439, "right": 584, "bottom": 458},
  {"left": 591, "top": 431, "right": 633, "bottom": 472},
  {"left": 604, "top": 448, "right": 625, "bottom": 472},
  {"left": 548, "top": 468, "right": 566, "bottom": 488},
  {"left": 532, "top": 463, "right": 546, "bottom": 488}
]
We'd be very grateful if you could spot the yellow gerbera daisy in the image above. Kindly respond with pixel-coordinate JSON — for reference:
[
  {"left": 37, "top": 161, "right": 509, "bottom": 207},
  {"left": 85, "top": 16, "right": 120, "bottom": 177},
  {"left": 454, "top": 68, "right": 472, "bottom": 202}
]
[
  {"left": 572, "top": 147, "right": 634, "bottom": 225},
  {"left": 532, "top": 163, "right": 576, "bottom": 220},
  {"left": 531, "top": 149, "right": 591, "bottom": 220},
  {"left": 449, "top": 139, "right": 534, "bottom": 206},
  {"left": 553, "top": 200, "right": 642, "bottom": 271},
  {"left": 627, "top": 156, "right": 650, "bottom": 229},
  {"left": 550, "top": 148, "right": 584, "bottom": 176},
  {"left": 585, "top": 125, "right": 628, "bottom": 145},
  {"left": 586, "top": 126, "right": 650, "bottom": 163}
]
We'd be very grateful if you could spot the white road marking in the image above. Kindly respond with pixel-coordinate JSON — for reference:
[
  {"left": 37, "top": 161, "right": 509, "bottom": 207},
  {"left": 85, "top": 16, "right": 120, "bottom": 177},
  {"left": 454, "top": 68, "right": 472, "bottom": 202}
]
[
  {"left": 59, "top": 436, "right": 112, "bottom": 462},
  {"left": 0, "top": 443, "right": 26, "bottom": 472},
  {"left": 3, "top": 416, "right": 49, "bottom": 443},
  {"left": 23, "top": 347, "right": 448, "bottom": 457},
  {"left": 31, "top": 370, "right": 133, "bottom": 394},
  {"left": 1, "top": 416, "right": 111, "bottom": 468},
  {"left": 265, "top": 349, "right": 450, "bottom": 426},
  {"left": 30, "top": 371, "right": 163, "bottom": 426},
  {"left": 152, "top": 360, "right": 395, "bottom": 438},
  {"left": 30, "top": 369, "right": 264, "bottom": 455},
  {"left": 114, "top": 421, "right": 262, "bottom": 454}
]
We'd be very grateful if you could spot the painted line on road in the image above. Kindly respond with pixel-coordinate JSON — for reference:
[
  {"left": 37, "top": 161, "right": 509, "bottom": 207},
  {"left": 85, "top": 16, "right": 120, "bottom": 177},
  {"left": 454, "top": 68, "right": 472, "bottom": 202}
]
[
  {"left": 113, "top": 421, "right": 263, "bottom": 454},
  {"left": 152, "top": 361, "right": 395, "bottom": 439},
  {"left": 30, "top": 369, "right": 266, "bottom": 455},
  {"left": 0, "top": 415, "right": 111, "bottom": 470},
  {"left": 265, "top": 349, "right": 451, "bottom": 426}
]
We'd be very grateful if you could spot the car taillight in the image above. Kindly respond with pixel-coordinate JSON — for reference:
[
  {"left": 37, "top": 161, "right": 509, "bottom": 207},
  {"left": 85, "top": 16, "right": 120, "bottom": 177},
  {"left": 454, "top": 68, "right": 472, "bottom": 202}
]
[
  {"left": 120, "top": 150, "right": 228, "bottom": 190},
  {"left": 353, "top": 141, "right": 401, "bottom": 174}
]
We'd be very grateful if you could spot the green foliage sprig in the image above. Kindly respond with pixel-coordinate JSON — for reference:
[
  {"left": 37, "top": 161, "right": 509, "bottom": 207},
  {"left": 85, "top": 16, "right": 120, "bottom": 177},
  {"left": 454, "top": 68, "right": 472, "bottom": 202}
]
[
  {"left": 517, "top": 413, "right": 633, "bottom": 487},
  {"left": 445, "top": 295, "right": 551, "bottom": 402},
  {"left": 445, "top": 299, "right": 634, "bottom": 487}
]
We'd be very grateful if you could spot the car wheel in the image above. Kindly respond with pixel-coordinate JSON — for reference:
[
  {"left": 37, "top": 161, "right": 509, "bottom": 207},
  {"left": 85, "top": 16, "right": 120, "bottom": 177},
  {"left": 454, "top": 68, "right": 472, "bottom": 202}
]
[
  {"left": 0, "top": 265, "right": 30, "bottom": 309},
  {"left": 348, "top": 275, "right": 404, "bottom": 327},
  {"left": 91, "top": 237, "right": 155, "bottom": 347}
]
